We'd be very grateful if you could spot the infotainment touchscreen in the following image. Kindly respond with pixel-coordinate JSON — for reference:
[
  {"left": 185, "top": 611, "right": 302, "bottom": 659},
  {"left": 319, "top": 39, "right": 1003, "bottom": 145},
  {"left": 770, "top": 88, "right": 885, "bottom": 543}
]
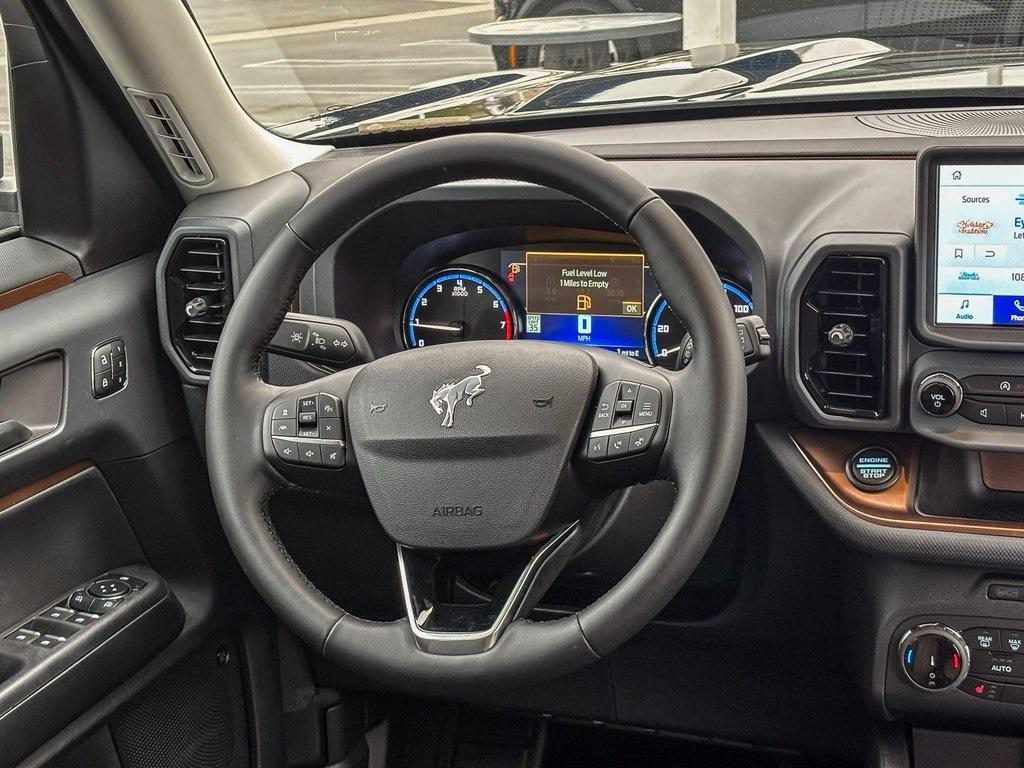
[{"left": 935, "top": 163, "right": 1024, "bottom": 326}]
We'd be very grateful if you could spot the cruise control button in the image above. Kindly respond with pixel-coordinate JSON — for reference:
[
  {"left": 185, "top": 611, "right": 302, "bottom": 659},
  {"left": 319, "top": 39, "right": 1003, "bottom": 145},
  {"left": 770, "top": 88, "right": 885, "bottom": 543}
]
[
  {"left": 297, "top": 427, "right": 319, "bottom": 439},
  {"left": 633, "top": 385, "right": 661, "bottom": 426},
  {"left": 607, "top": 433, "right": 630, "bottom": 457},
  {"left": 587, "top": 435, "right": 609, "bottom": 460},
  {"left": 298, "top": 395, "right": 318, "bottom": 413},
  {"left": 272, "top": 419, "right": 297, "bottom": 437},
  {"left": 960, "top": 399, "right": 1006, "bottom": 426},
  {"left": 592, "top": 382, "right": 619, "bottom": 431},
  {"left": 626, "top": 426, "right": 656, "bottom": 455},
  {"left": 298, "top": 411, "right": 318, "bottom": 426},
  {"left": 317, "top": 393, "right": 341, "bottom": 419},
  {"left": 272, "top": 400, "right": 297, "bottom": 420},
  {"left": 272, "top": 438, "right": 300, "bottom": 463},
  {"left": 296, "top": 442, "right": 323, "bottom": 467},
  {"left": 318, "top": 418, "right": 342, "bottom": 439},
  {"left": 321, "top": 444, "right": 345, "bottom": 468},
  {"left": 965, "top": 627, "right": 1000, "bottom": 652}
]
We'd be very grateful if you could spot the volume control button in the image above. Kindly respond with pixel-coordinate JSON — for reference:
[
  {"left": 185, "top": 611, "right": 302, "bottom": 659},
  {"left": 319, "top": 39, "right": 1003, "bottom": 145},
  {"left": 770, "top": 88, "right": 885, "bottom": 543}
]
[{"left": 918, "top": 373, "right": 962, "bottom": 417}]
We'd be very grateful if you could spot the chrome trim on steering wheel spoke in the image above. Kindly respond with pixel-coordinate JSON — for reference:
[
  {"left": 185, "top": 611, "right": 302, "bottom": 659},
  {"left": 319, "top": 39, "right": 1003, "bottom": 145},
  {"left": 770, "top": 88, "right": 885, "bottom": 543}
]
[{"left": 397, "top": 521, "right": 579, "bottom": 655}]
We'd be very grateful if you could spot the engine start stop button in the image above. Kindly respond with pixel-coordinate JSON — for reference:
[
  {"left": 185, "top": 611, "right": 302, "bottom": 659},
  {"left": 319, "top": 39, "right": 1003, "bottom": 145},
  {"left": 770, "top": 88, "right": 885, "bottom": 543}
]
[{"left": 846, "top": 446, "right": 900, "bottom": 492}]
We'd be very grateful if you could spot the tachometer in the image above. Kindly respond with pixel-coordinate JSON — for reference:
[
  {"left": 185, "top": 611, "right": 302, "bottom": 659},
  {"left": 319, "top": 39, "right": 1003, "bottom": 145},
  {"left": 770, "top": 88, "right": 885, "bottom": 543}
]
[
  {"left": 646, "top": 281, "right": 754, "bottom": 369},
  {"left": 403, "top": 268, "right": 517, "bottom": 348}
]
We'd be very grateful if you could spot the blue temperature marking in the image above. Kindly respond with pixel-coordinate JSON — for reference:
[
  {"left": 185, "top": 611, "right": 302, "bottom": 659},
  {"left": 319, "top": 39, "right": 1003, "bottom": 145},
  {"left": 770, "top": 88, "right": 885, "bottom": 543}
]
[
  {"left": 406, "top": 272, "right": 508, "bottom": 347},
  {"left": 905, "top": 648, "right": 914, "bottom": 666}
]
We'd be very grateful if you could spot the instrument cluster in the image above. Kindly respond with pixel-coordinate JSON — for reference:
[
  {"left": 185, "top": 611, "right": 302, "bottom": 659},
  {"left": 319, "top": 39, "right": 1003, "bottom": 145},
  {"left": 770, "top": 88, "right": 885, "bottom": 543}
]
[{"left": 401, "top": 244, "right": 754, "bottom": 370}]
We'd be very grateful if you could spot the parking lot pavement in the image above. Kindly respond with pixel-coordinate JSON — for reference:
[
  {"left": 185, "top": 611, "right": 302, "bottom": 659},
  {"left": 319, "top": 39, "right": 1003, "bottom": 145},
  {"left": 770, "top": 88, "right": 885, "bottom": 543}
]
[
  {"left": 0, "top": 0, "right": 499, "bottom": 188},
  {"left": 190, "top": 0, "right": 498, "bottom": 128}
]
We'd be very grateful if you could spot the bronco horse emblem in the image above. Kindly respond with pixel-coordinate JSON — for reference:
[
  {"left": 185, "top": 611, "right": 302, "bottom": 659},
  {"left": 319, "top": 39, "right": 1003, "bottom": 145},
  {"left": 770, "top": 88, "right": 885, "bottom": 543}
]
[{"left": 430, "top": 365, "right": 491, "bottom": 428}]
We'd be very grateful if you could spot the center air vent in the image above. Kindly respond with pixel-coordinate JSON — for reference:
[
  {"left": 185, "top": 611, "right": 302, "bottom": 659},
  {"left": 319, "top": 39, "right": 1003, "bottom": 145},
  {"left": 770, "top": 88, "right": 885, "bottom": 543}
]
[
  {"left": 799, "top": 254, "right": 888, "bottom": 419},
  {"left": 165, "top": 235, "right": 232, "bottom": 376}
]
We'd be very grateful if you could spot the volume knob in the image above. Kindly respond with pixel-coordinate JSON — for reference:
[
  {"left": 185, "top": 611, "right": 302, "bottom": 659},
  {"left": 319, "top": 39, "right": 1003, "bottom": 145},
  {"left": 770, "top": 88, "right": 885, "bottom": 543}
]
[{"left": 898, "top": 624, "right": 969, "bottom": 691}]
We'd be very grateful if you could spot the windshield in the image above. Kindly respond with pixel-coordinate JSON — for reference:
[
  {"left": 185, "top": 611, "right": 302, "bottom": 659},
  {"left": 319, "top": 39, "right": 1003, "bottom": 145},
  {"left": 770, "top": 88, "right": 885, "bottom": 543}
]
[{"left": 187, "top": 0, "right": 1024, "bottom": 140}]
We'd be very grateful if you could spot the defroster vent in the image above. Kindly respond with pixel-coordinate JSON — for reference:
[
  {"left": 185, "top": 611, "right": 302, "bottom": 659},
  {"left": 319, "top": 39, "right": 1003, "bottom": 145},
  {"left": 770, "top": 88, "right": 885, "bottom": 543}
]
[
  {"left": 166, "top": 235, "right": 232, "bottom": 375},
  {"left": 799, "top": 254, "right": 888, "bottom": 419}
]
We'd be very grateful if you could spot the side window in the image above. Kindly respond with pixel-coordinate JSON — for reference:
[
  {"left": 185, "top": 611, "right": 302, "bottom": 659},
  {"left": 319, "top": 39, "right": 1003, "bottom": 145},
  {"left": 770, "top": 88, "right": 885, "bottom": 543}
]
[{"left": 0, "top": 21, "right": 17, "bottom": 229}]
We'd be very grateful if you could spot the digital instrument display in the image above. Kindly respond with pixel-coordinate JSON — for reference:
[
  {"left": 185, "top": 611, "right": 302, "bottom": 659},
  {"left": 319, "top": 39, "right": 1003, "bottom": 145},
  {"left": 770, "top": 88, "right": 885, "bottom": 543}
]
[
  {"left": 935, "top": 163, "right": 1024, "bottom": 326},
  {"left": 403, "top": 248, "right": 754, "bottom": 369}
]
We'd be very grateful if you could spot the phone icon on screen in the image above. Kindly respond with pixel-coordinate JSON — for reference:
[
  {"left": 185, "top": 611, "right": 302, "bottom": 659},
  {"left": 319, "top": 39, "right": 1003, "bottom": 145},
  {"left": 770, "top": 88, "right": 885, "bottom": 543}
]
[{"left": 1015, "top": 299, "right": 1024, "bottom": 313}]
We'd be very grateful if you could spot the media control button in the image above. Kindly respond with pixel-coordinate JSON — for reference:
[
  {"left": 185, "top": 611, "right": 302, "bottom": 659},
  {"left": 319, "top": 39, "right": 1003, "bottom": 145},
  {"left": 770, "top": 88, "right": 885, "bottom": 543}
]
[
  {"left": 846, "top": 447, "right": 899, "bottom": 492},
  {"left": 272, "top": 438, "right": 300, "bottom": 463},
  {"left": 607, "top": 433, "right": 630, "bottom": 458},
  {"left": 619, "top": 382, "right": 640, "bottom": 400},
  {"left": 626, "top": 426, "right": 656, "bottom": 455},
  {"left": 959, "top": 399, "right": 1007, "bottom": 426},
  {"left": 295, "top": 442, "right": 323, "bottom": 467},
  {"left": 591, "top": 383, "right": 619, "bottom": 431},
  {"left": 1006, "top": 404, "right": 1024, "bottom": 427}
]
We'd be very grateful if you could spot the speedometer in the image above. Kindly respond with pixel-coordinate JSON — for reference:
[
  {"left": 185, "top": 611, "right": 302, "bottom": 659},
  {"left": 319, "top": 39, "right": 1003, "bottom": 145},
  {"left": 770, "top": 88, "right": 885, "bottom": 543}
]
[
  {"left": 403, "top": 268, "right": 517, "bottom": 348},
  {"left": 646, "top": 281, "right": 754, "bottom": 369}
]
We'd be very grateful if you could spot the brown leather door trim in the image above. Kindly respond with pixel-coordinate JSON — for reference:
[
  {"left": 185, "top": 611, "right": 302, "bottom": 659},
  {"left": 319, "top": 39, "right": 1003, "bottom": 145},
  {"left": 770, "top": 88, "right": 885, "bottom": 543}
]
[
  {"left": 0, "top": 461, "right": 93, "bottom": 513},
  {"left": 0, "top": 273, "right": 73, "bottom": 312}
]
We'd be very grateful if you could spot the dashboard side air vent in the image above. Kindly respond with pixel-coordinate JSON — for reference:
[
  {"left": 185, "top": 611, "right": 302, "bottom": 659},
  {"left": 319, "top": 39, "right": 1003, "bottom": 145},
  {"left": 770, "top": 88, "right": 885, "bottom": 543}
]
[
  {"left": 165, "top": 235, "right": 232, "bottom": 375},
  {"left": 799, "top": 254, "right": 888, "bottom": 419},
  {"left": 128, "top": 89, "right": 213, "bottom": 185}
]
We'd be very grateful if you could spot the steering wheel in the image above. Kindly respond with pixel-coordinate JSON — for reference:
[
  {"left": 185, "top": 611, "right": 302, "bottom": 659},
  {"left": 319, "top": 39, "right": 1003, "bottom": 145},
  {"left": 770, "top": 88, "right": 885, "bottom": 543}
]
[{"left": 206, "top": 134, "right": 746, "bottom": 693}]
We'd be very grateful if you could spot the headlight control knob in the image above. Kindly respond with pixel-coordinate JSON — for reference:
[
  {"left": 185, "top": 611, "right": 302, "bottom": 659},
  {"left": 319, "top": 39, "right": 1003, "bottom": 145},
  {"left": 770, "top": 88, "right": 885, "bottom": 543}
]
[
  {"left": 917, "top": 373, "right": 962, "bottom": 417},
  {"left": 898, "top": 624, "right": 969, "bottom": 691}
]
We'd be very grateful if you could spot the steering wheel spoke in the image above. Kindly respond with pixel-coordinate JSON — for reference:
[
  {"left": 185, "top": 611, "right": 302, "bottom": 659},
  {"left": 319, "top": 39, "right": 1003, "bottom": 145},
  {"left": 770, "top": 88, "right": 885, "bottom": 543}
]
[{"left": 397, "top": 522, "right": 580, "bottom": 655}]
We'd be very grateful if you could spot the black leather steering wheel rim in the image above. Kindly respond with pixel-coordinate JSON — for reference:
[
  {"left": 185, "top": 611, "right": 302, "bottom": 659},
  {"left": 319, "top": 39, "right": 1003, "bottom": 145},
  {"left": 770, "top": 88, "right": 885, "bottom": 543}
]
[{"left": 206, "top": 133, "right": 747, "bottom": 693}]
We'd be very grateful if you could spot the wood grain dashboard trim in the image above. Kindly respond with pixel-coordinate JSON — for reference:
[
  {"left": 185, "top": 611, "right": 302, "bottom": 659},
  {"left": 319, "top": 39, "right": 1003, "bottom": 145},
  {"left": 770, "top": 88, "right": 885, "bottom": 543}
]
[{"left": 789, "top": 430, "right": 1024, "bottom": 538}]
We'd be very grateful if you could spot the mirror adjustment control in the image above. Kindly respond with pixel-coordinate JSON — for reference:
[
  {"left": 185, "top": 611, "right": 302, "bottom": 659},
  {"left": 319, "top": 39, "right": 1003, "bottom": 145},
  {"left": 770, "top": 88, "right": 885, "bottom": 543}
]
[
  {"left": 899, "top": 624, "right": 969, "bottom": 691},
  {"left": 88, "top": 578, "right": 132, "bottom": 599},
  {"left": 918, "top": 373, "right": 962, "bottom": 417}
]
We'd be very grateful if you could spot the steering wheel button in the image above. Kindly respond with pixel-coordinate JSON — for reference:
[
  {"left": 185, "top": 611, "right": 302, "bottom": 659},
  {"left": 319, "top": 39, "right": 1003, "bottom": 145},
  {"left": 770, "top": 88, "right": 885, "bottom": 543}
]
[
  {"left": 619, "top": 382, "right": 640, "bottom": 400},
  {"left": 612, "top": 413, "right": 633, "bottom": 428},
  {"left": 298, "top": 411, "right": 317, "bottom": 426},
  {"left": 296, "top": 441, "right": 323, "bottom": 466},
  {"left": 591, "top": 382, "right": 619, "bottom": 431},
  {"left": 318, "top": 418, "right": 342, "bottom": 439},
  {"left": 317, "top": 393, "right": 341, "bottom": 418},
  {"left": 272, "top": 419, "right": 297, "bottom": 437},
  {"left": 633, "top": 385, "right": 661, "bottom": 425},
  {"left": 272, "top": 400, "right": 296, "bottom": 420},
  {"left": 587, "top": 435, "right": 609, "bottom": 460},
  {"left": 322, "top": 444, "right": 346, "bottom": 468},
  {"left": 272, "top": 438, "right": 300, "bottom": 463},
  {"left": 298, "top": 396, "right": 318, "bottom": 413},
  {"left": 297, "top": 427, "right": 319, "bottom": 439},
  {"left": 614, "top": 399, "right": 633, "bottom": 415},
  {"left": 626, "top": 426, "right": 657, "bottom": 455},
  {"left": 607, "top": 433, "right": 630, "bottom": 457}
]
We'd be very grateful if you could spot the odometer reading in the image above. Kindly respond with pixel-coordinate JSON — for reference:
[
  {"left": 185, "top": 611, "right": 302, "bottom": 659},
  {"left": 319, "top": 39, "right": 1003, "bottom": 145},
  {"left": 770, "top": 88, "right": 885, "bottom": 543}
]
[{"left": 404, "top": 268, "right": 516, "bottom": 348}]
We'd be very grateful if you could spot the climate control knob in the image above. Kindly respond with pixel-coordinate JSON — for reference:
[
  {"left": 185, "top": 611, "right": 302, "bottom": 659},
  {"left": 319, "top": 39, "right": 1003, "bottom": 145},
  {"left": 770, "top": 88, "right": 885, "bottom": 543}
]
[{"left": 898, "top": 624, "right": 969, "bottom": 691}]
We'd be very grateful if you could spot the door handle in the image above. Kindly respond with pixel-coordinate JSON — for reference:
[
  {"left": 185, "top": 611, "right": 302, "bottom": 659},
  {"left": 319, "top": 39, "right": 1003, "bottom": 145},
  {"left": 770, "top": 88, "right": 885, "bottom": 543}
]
[{"left": 0, "top": 420, "right": 32, "bottom": 453}]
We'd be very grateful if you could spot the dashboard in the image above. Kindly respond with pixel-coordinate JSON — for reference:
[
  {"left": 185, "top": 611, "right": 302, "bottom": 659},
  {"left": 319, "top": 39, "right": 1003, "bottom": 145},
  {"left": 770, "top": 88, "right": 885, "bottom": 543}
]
[{"left": 403, "top": 244, "right": 754, "bottom": 370}]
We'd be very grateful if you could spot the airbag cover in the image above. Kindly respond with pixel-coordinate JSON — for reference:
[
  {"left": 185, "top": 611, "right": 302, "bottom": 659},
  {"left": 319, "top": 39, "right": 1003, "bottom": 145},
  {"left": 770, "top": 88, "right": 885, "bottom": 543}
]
[{"left": 347, "top": 341, "right": 596, "bottom": 549}]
